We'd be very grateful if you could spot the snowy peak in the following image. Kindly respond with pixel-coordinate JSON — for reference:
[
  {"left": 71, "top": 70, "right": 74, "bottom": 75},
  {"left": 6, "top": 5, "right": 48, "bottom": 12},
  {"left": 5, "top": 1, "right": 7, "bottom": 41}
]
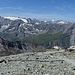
[
  {"left": 4, "top": 16, "right": 28, "bottom": 23},
  {"left": 3, "top": 16, "right": 67, "bottom": 25},
  {"left": 57, "top": 21, "right": 65, "bottom": 24},
  {"left": 21, "top": 18, "right": 28, "bottom": 23},
  {"left": 4, "top": 16, "right": 20, "bottom": 20}
]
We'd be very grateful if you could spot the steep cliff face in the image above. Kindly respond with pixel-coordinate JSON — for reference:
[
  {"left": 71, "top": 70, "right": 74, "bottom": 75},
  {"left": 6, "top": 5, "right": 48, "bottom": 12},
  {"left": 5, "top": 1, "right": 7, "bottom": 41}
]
[{"left": 70, "top": 25, "right": 75, "bottom": 46}]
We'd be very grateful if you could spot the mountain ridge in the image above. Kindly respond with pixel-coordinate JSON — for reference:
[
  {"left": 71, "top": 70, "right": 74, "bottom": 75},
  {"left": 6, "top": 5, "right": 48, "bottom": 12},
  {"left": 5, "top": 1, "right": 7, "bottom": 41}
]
[{"left": 0, "top": 16, "right": 75, "bottom": 56}]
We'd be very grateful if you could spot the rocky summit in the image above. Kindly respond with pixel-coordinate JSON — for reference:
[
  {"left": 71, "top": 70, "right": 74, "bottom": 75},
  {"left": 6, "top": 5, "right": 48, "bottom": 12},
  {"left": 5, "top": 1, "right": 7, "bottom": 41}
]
[{"left": 0, "top": 49, "right": 75, "bottom": 75}]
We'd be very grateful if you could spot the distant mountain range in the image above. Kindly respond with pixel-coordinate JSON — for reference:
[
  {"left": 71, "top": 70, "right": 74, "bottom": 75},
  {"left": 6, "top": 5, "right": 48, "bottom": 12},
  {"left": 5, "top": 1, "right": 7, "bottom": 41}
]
[{"left": 0, "top": 16, "right": 75, "bottom": 56}]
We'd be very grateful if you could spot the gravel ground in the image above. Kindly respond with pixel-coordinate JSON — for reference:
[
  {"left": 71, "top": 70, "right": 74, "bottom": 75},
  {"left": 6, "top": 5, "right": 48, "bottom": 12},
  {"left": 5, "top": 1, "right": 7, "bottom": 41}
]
[{"left": 0, "top": 50, "right": 75, "bottom": 75}]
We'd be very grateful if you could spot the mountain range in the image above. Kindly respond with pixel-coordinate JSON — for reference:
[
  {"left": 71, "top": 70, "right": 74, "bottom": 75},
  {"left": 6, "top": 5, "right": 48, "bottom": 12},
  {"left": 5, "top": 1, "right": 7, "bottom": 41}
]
[{"left": 0, "top": 16, "right": 75, "bottom": 56}]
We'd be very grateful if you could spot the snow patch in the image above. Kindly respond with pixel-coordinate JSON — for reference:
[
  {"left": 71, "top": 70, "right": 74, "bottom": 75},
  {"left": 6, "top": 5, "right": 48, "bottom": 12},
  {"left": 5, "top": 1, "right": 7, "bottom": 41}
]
[
  {"left": 9, "top": 27, "right": 15, "bottom": 31},
  {"left": 1, "top": 24, "right": 10, "bottom": 31},
  {"left": 1, "top": 24, "right": 10, "bottom": 29},
  {"left": 21, "top": 19, "right": 28, "bottom": 23},
  {"left": 4, "top": 16, "right": 28, "bottom": 23},
  {"left": 35, "top": 22, "right": 39, "bottom": 25},
  {"left": 4, "top": 16, "right": 19, "bottom": 20},
  {"left": 27, "top": 24, "right": 33, "bottom": 26},
  {"left": 57, "top": 21, "right": 65, "bottom": 24},
  {"left": 52, "top": 19, "right": 55, "bottom": 22},
  {"left": 44, "top": 21, "right": 47, "bottom": 22}
]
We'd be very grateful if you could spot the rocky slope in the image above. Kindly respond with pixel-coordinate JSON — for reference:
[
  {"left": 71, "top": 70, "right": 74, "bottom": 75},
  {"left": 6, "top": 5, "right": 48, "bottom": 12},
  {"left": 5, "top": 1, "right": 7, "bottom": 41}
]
[
  {"left": 0, "top": 50, "right": 75, "bottom": 75},
  {"left": 0, "top": 37, "right": 45, "bottom": 56}
]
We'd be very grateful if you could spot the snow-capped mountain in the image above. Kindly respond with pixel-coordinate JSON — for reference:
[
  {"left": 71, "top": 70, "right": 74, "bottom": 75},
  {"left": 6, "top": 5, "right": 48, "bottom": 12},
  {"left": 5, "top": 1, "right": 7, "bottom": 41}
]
[
  {"left": 0, "top": 16, "right": 75, "bottom": 47},
  {"left": 4, "top": 16, "right": 28, "bottom": 23},
  {"left": 0, "top": 16, "right": 72, "bottom": 35}
]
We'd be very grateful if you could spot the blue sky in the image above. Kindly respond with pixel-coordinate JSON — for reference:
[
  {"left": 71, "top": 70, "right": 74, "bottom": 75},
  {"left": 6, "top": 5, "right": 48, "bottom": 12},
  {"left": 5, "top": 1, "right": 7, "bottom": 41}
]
[{"left": 0, "top": 0, "right": 75, "bottom": 21}]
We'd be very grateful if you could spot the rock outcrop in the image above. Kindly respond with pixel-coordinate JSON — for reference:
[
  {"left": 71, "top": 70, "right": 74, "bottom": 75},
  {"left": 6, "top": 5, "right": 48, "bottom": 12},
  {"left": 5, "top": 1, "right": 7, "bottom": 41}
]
[{"left": 0, "top": 37, "right": 45, "bottom": 56}]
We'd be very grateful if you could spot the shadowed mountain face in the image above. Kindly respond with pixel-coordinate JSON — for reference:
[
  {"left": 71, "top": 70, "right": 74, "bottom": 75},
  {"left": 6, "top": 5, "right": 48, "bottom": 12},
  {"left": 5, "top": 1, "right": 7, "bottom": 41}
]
[
  {"left": 0, "top": 37, "right": 45, "bottom": 56},
  {"left": 69, "top": 25, "right": 75, "bottom": 45},
  {"left": 0, "top": 16, "right": 75, "bottom": 55}
]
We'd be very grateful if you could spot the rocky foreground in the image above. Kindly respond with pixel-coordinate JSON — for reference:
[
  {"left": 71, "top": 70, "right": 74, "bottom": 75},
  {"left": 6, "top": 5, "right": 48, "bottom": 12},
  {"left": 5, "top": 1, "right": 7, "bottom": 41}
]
[{"left": 0, "top": 49, "right": 75, "bottom": 75}]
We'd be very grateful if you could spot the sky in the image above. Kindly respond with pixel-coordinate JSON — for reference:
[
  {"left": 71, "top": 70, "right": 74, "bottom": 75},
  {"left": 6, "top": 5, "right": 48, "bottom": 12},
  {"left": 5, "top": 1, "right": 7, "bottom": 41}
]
[{"left": 0, "top": 0, "right": 75, "bottom": 21}]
